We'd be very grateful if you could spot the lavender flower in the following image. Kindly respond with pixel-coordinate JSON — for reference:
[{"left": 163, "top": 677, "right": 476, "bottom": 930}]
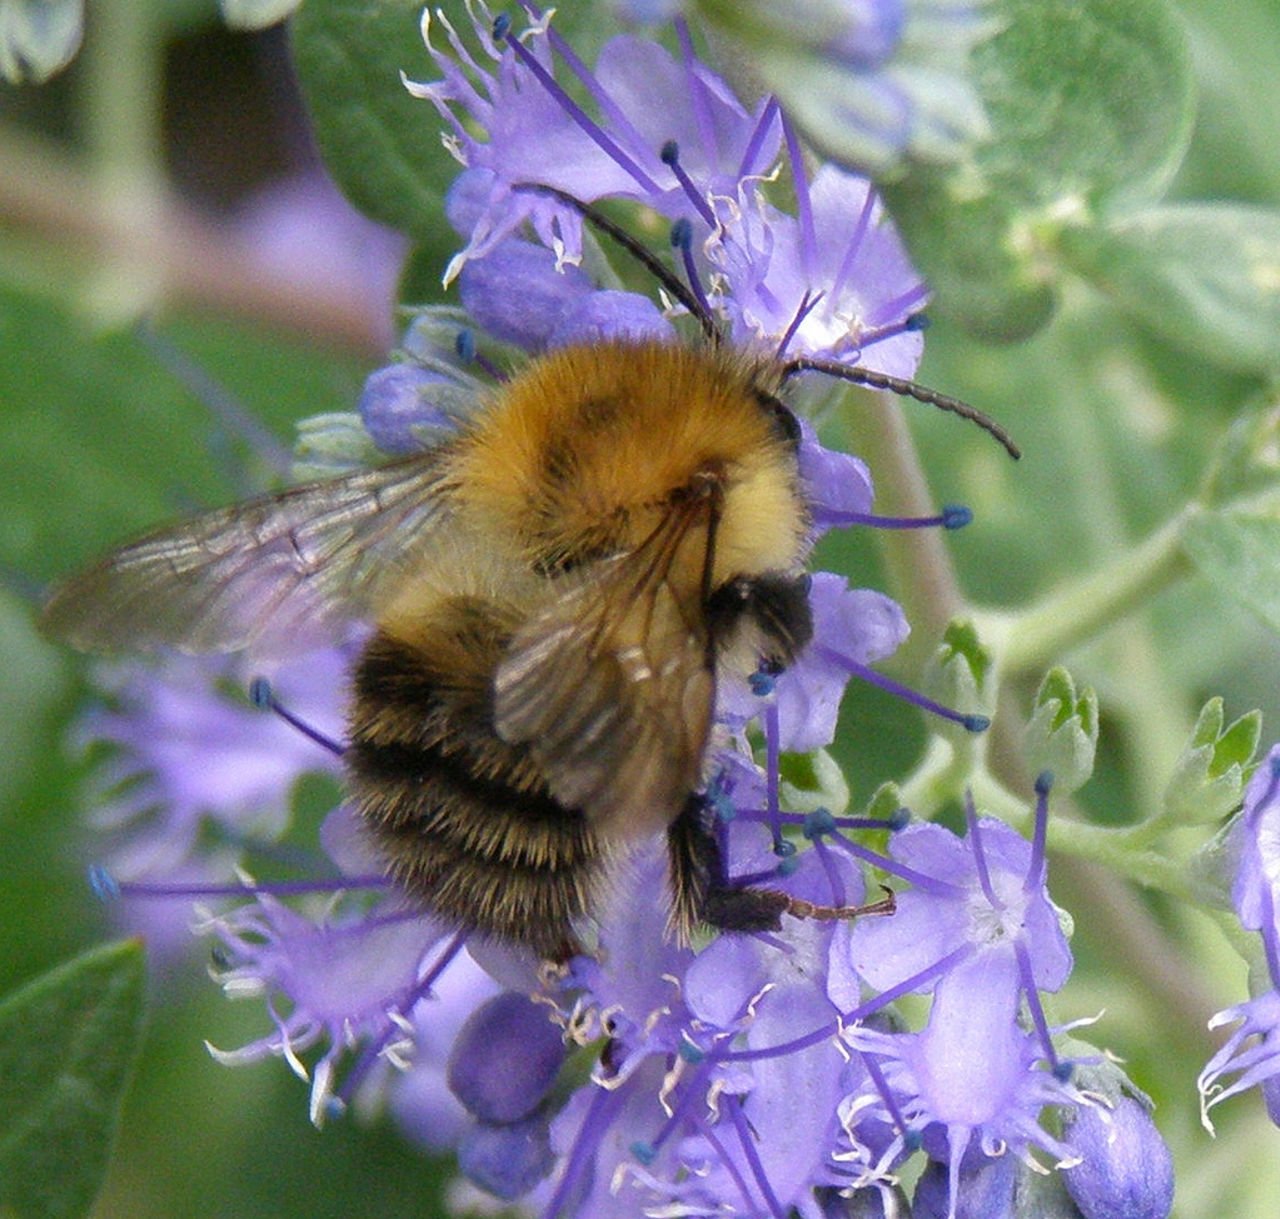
[
  {"left": 835, "top": 782, "right": 1090, "bottom": 1218},
  {"left": 614, "top": 0, "right": 997, "bottom": 174},
  {"left": 1198, "top": 747, "right": 1280, "bottom": 1130},
  {"left": 78, "top": 649, "right": 345, "bottom": 955}
]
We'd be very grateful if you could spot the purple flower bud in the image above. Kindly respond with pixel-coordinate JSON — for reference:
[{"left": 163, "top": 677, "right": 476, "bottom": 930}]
[
  {"left": 457, "top": 1113, "right": 555, "bottom": 1200},
  {"left": 457, "top": 239, "right": 594, "bottom": 350},
  {"left": 547, "top": 290, "right": 676, "bottom": 347},
  {"left": 447, "top": 992, "right": 567, "bottom": 1123},
  {"left": 912, "top": 1152, "right": 1019, "bottom": 1219},
  {"left": 1062, "top": 1096, "right": 1174, "bottom": 1219},
  {"left": 357, "top": 364, "right": 459, "bottom": 453}
]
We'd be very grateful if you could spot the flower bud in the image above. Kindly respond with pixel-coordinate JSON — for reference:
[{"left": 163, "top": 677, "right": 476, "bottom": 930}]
[
  {"left": 921, "top": 619, "right": 995, "bottom": 746},
  {"left": 358, "top": 365, "right": 462, "bottom": 454},
  {"left": 1022, "top": 668, "right": 1097, "bottom": 795},
  {"left": 1061, "top": 1095, "right": 1173, "bottom": 1219},
  {"left": 1163, "top": 697, "right": 1260, "bottom": 825},
  {"left": 456, "top": 1113, "right": 555, "bottom": 1199},
  {"left": 447, "top": 992, "right": 566, "bottom": 1123}
]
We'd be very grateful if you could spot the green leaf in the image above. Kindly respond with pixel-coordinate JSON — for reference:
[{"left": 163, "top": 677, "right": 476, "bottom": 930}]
[
  {"left": 291, "top": 0, "right": 459, "bottom": 247},
  {"left": 0, "top": 941, "right": 146, "bottom": 1219},
  {"left": 884, "top": 0, "right": 1195, "bottom": 339},
  {"left": 1183, "top": 507, "right": 1280, "bottom": 635},
  {"left": 972, "top": 0, "right": 1194, "bottom": 212},
  {"left": 1060, "top": 204, "right": 1280, "bottom": 374}
]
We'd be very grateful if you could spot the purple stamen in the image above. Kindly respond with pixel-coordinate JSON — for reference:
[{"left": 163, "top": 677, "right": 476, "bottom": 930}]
[
  {"left": 781, "top": 112, "right": 816, "bottom": 281},
  {"left": 815, "top": 646, "right": 990, "bottom": 733},
  {"left": 674, "top": 20, "right": 720, "bottom": 177},
  {"left": 337, "top": 929, "right": 470, "bottom": 1104},
  {"left": 541, "top": 1084, "right": 629, "bottom": 1219},
  {"left": 734, "top": 807, "right": 905, "bottom": 835},
  {"left": 736, "top": 94, "right": 781, "bottom": 181},
  {"left": 965, "top": 792, "right": 1004, "bottom": 912},
  {"left": 763, "top": 700, "right": 785, "bottom": 850},
  {"left": 858, "top": 314, "right": 923, "bottom": 351},
  {"left": 495, "top": 19, "right": 661, "bottom": 194},
  {"left": 728, "top": 1095, "right": 788, "bottom": 1219},
  {"left": 669, "top": 217, "right": 717, "bottom": 325},
  {"left": 249, "top": 676, "right": 346, "bottom": 757},
  {"left": 826, "top": 183, "right": 876, "bottom": 313},
  {"left": 844, "top": 943, "right": 973, "bottom": 1021},
  {"left": 1016, "top": 942, "right": 1063, "bottom": 1075},
  {"left": 520, "top": 1, "right": 665, "bottom": 184},
  {"left": 859, "top": 1049, "right": 911, "bottom": 1135},
  {"left": 775, "top": 290, "right": 825, "bottom": 359},
  {"left": 813, "top": 836, "right": 848, "bottom": 907},
  {"left": 701, "top": 1120, "right": 769, "bottom": 1217},
  {"left": 661, "top": 140, "right": 717, "bottom": 226},
  {"left": 867, "top": 280, "right": 930, "bottom": 329},
  {"left": 725, "top": 949, "right": 977, "bottom": 1072},
  {"left": 826, "top": 830, "right": 966, "bottom": 898},
  {"left": 1025, "top": 772, "right": 1052, "bottom": 894}
]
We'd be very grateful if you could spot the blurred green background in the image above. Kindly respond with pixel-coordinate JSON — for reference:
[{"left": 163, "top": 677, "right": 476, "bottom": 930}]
[{"left": 3, "top": 1, "right": 1280, "bottom": 1216}]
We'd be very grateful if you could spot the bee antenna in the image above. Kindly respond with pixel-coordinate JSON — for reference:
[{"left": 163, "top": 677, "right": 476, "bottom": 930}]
[
  {"left": 511, "top": 182, "right": 721, "bottom": 344},
  {"left": 781, "top": 355, "right": 1021, "bottom": 460}
]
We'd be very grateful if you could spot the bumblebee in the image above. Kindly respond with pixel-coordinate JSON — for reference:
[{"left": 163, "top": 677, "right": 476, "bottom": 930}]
[{"left": 43, "top": 199, "right": 1015, "bottom": 960}]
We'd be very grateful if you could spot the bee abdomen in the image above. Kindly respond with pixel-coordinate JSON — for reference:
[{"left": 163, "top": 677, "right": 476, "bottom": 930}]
[{"left": 348, "top": 617, "right": 602, "bottom": 958}]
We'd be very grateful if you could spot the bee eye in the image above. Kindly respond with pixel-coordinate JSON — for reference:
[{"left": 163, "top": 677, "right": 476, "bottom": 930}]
[{"left": 754, "top": 391, "right": 802, "bottom": 446}]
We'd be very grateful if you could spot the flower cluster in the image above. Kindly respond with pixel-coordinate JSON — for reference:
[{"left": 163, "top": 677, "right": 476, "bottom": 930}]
[{"left": 71, "top": 6, "right": 1173, "bottom": 1219}]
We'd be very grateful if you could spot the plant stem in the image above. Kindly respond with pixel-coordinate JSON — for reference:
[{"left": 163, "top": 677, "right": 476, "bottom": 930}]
[{"left": 997, "top": 511, "right": 1193, "bottom": 677}]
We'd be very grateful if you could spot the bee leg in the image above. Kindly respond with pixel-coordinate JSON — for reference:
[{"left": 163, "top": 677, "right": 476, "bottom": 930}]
[
  {"left": 666, "top": 796, "right": 790, "bottom": 937},
  {"left": 666, "top": 797, "right": 896, "bottom": 938}
]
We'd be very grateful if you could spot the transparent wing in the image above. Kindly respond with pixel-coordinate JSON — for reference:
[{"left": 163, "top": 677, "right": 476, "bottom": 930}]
[
  {"left": 42, "top": 451, "right": 459, "bottom": 658},
  {"left": 493, "top": 496, "right": 717, "bottom": 839}
]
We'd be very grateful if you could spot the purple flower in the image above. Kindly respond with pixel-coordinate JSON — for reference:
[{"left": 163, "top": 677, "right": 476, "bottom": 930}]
[
  {"left": 78, "top": 649, "right": 346, "bottom": 953},
  {"left": 204, "top": 893, "right": 456, "bottom": 1123},
  {"left": 1198, "top": 748, "right": 1280, "bottom": 1129},
  {"left": 833, "top": 784, "right": 1087, "bottom": 1219},
  {"left": 405, "top": 6, "right": 778, "bottom": 282},
  {"left": 358, "top": 364, "right": 465, "bottom": 454},
  {"left": 711, "top": 162, "right": 927, "bottom": 374},
  {"left": 66, "top": 10, "right": 1065, "bottom": 1219},
  {"left": 447, "top": 991, "right": 567, "bottom": 1123},
  {"left": 719, "top": 572, "right": 909, "bottom": 753},
  {"left": 406, "top": 5, "right": 929, "bottom": 382}
]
